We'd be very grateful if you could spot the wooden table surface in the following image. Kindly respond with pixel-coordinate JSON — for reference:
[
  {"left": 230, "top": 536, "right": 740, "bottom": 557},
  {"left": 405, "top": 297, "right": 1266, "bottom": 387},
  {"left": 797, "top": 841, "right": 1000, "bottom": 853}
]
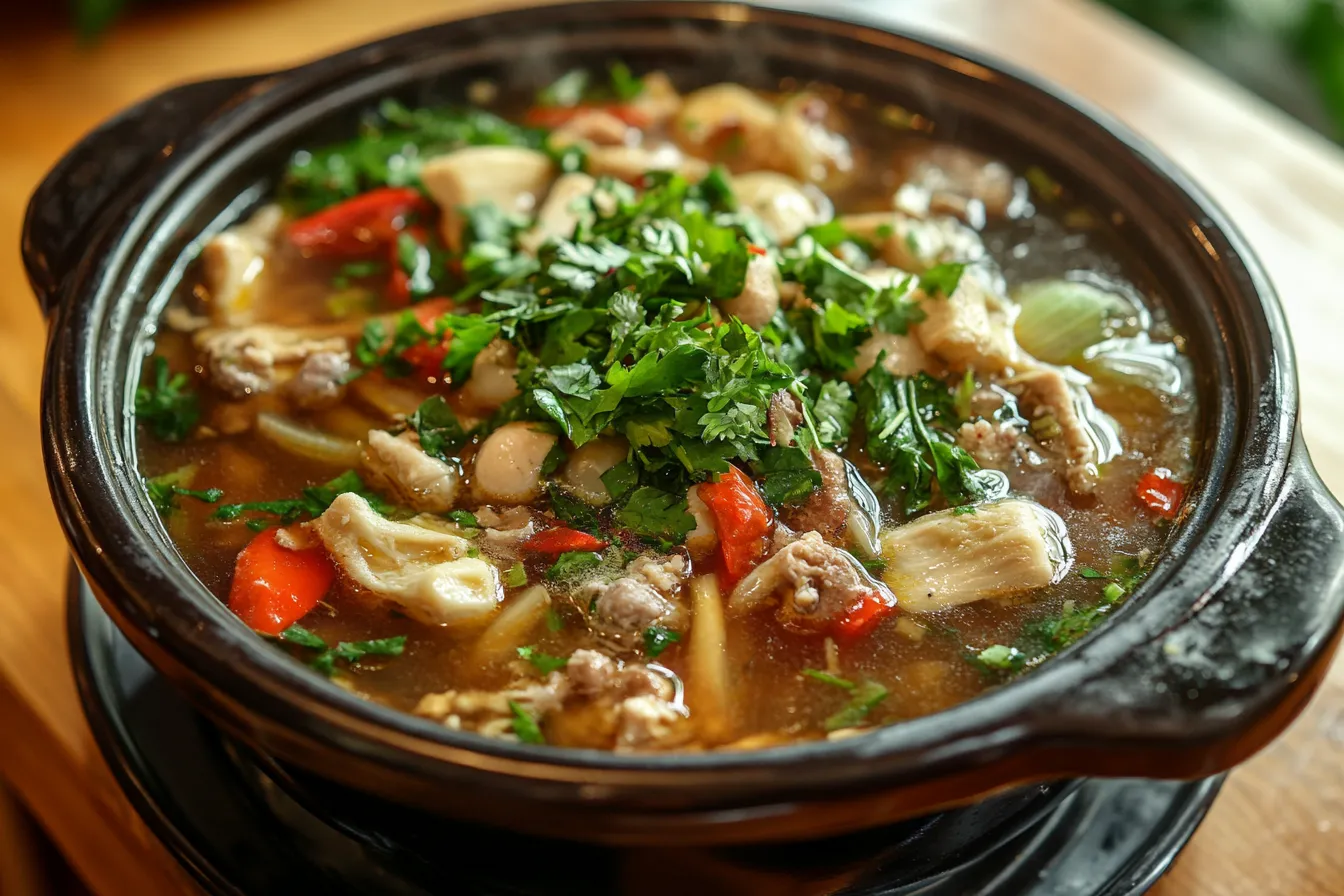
[{"left": 2, "top": 0, "right": 1343, "bottom": 893}]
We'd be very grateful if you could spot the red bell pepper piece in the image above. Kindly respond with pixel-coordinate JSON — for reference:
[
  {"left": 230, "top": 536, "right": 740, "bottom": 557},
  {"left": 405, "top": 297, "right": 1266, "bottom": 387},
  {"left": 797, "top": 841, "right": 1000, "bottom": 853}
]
[
  {"left": 287, "top": 187, "right": 428, "bottom": 256},
  {"left": 747, "top": 244, "right": 768, "bottom": 256},
  {"left": 834, "top": 591, "right": 898, "bottom": 642},
  {"left": 397, "top": 297, "right": 455, "bottom": 380},
  {"left": 227, "top": 529, "right": 335, "bottom": 636},
  {"left": 522, "top": 103, "right": 650, "bottom": 129},
  {"left": 1136, "top": 468, "right": 1185, "bottom": 519},
  {"left": 523, "top": 528, "right": 610, "bottom": 554},
  {"left": 697, "top": 464, "right": 773, "bottom": 588}
]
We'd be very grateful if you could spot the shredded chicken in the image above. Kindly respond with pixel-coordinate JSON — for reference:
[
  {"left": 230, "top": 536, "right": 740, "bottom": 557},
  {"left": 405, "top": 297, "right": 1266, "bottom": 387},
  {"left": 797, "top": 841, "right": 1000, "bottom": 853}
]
[
  {"left": 766, "top": 389, "right": 804, "bottom": 446},
  {"left": 730, "top": 171, "right": 828, "bottom": 245},
  {"left": 194, "top": 325, "right": 348, "bottom": 398},
  {"left": 879, "top": 500, "right": 1071, "bottom": 613},
  {"left": 728, "top": 531, "right": 890, "bottom": 633},
  {"left": 578, "top": 554, "right": 687, "bottom": 637},
  {"left": 360, "top": 429, "right": 461, "bottom": 513},
  {"left": 895, "top": 145, "right": 1018, "bottom": 223},
  {"left": 311, "top": 492, "right": 501, "bottom": 625},
  {"left": 550, "top": 111, "right": 632, "bottom": 148},
  {"left": 912, "top": 274, "right": 1025, "bottom": 375},
  {"left": 419, "top": 146, "right": 555, "bottom": 250},
  {"left": 1008, "top": 367, "right": 1120, "bottom": 495},
  {"left": 718, "top": 252, "right": 780, "bottom": 329},
  {"left": 839, "top": 211, "right": 986, "bottom": 273},
  {"left": 200, "top": 204, "right": 283, "bottom": 327},
  {"left": 285, "top": 350, "right": 350, "bottom": 409}
]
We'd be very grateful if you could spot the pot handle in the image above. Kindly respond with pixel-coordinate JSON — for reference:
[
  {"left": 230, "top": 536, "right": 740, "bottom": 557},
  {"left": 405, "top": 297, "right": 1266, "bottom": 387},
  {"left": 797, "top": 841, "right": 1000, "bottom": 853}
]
[
  {"left": 21, "top": 75, "right": 264, "bottom": 317},
  {"left": 1037, "top": 437, "right": 1344, "bottom": 774}
]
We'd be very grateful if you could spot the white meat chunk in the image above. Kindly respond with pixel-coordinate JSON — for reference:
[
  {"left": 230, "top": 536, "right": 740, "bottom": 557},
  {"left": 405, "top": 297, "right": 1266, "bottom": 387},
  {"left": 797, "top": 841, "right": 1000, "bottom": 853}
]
[
  {"left": 879, "top": 499, "right": 1071, "bottom": 613},
  {"left": 194, "top": 325, "right": 348, "bottom": 398},
  {"left": 285, "top": 350, "right": 350, "bottom": 409},
  {"left": 419, "top": 147, "right": 555, "bottom": 250},
  {"left": 774, "top": 93, "right": 854, "bottom": 186},
  {"left": 312, "top": 492, "right": 501, "bottom": 625},
  {"left": 459, "top": 338, "right": 521, "bottom": 412},
  {"left": 894, "top": 145, "right": 1018, "bottom": 223},
  {"left": 728, "top": 531, "right": 892, "bottom": 634},
  {"left": 627, "top": 71, "right": 682, "bottom": 126},
  {"left": 1008, "top": 367, "right": 1121, "bottom": 495},
  {"left": 585, "top": 143, "right": 709, "bottom": 183},
  {"left": 415, "top": 679, "right": 566, "bottom": 739},
  {"left": 957, "top": 419, "right": 1025, "bottom": 469},
  {"left": 730, "top": 172, "right": 828, "bottom": 245},
  {"left": 718, "top": 253, "right": 780, "bottom": 330},
  {"left": 913, "top": 275, "right": 1025, "bottom": 375},
  {"left": 200, "top": 204, "right": 283, "bottom": 327},
  {"left": 474, "top": 506, "right": 538, "bottom": 560},
  {"left": 518, "top": 172, "right": 597, "bottom": 256},
  {"left": 845, "top": 332, "right": 934, "bottom": 382},
  {"left": 685, "top": 486, "right": 719, "bottom": 560},
  {"left": 674, "top": 84, "right": 781, "bottom": 165},
  {"left": 360, "top": 429, "right": 461, "bottom": 513},
  {"left": 558, "top": 436, "right": 628, "bottom": 506},
  {"left": 472, "top": 422, "right": 558, "bottom": 504},
  {"left": 839, "top": 211, "right": 986, "bottom": 273},
  {"left": 549, "top": 111, "right": 632, "bottom": 149}
]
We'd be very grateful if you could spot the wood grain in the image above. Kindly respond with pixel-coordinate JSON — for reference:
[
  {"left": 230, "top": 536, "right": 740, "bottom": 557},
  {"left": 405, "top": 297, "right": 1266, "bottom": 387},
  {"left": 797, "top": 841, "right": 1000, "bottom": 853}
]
[{"left": 0, "top": 1, "right": 1340, "bottom": 893}]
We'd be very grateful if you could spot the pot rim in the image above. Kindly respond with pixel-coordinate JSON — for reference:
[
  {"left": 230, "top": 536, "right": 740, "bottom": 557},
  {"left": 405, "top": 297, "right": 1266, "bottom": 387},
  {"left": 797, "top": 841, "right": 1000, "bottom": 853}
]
[{"left": 32, "top": 0, "right": 1337, "bottom": 814}]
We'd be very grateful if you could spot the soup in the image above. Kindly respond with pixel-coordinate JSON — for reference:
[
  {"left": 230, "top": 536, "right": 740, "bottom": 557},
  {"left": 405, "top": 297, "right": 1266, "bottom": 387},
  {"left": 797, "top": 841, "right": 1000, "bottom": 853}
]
[{"left": 135, "top": 67, "right": 1197, "bottom": 752}]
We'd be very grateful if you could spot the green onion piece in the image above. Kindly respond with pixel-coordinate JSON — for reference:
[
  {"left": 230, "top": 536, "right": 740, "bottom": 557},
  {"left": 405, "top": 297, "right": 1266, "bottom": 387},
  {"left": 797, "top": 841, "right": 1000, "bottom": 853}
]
[{"left": 1013, "top": 279, "right": 1134, "bottom": 365}]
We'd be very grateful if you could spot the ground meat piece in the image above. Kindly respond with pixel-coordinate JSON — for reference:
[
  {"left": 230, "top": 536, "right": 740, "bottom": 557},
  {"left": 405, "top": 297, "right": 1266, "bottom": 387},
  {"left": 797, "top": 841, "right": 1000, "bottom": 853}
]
[
  {"left": 728, "top": 531, "right": 891, "bottom": 634},
  {"left": 780, "top": 450, "right": 851, "bottom": 545},
  {"left": 565, "top": 649, "right": 618, "bottom": 697},
  {"left": 361, "top": 429, "right": 461, "bottom": 513},
  {"left": 957, "top": 419, "right": 1024, "bottom": 469},
  {"left": 626, "top": 554, "right": 687, "bottom": 595},
  {"left": 195, "top": 325, "right": 348, "bottom": 398},
  {"left": 616, "top": 695, "right": 689, "bottom": 750},
  {"left": 286, "top": 350, "right": 350, "bottom": 409},
  {"left": 767, "top": 389, "right": 804, "bottom": 446},
  {"left": 592, "top": 578, "right": 675, "bottom": 634}
]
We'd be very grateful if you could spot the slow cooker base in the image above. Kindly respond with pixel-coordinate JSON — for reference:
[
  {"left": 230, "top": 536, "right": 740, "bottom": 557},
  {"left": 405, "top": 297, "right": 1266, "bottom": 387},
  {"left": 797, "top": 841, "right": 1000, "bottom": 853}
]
[{"left": 69, "top": 569, "right": 1224, "bottom": 895}]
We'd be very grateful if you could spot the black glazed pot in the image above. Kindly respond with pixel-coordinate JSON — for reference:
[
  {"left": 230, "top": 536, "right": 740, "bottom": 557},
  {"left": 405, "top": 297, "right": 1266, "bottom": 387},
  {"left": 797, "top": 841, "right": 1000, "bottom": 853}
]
[{"left": 24, "top": 1, "right": 1344, "bottom": 846}]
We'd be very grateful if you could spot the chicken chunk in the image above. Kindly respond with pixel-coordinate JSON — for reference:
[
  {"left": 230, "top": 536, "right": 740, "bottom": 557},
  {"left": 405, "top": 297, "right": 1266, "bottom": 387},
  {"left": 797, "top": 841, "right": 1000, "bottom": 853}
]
[
  {"left": 459, "top": 338, "right": 521, "bottom": 412},
  {"left": 312, "top": 492, "right": 501, "bottom": 625},
  {"left": 894, "top": 144, "right": 1018, "bottom": 223},
  {"left": 1008, "top": 367, "right": 1122, "bottom": 495},
  {"left": 674, "top": 84, "right": 781, "bottom": 165},
  {"left": 626, "top": 71, "right": 682, "bottom": 126},
  {"left": 728, "top": 531, "right": 891, "bottom": 634},
  {"left": 549, "top": 111, "right": 632, "bottom": 149},
  {"left": 779, "top": 450, "right": 851, "bottom": 545},
  {"left": 285, "top": 350, "right": 350, "bottom": 409},
  {"left": 518, "top": 172, "right": 597, "bottom": 256},
  {"left": 592, "top": 579, "right": 675, "bottom": 633},
  {"left": 685, "top": 486, "right": 719, "bottom": 560},
  {"left": 718, "top": 253, "right": 780, "bottom": 329},
  {"left": 194, "top": 325, "right": 348, "bottom": 398},
  {"left": 845, "top": 332, "right": 934, "bottom": 382},
  {"left": 879, "top": 499, "right": 1071, "bottom": 613},
  {"left": 730, "top": 172, "right": 828, "bottom": 245},
  {"left": 839, "top": 211, "right": 986, "bottom": 273},
  {"left": 474, "top": 506, "right": 538, "bottom": 560},
  {"left": 199, "top": 204, "right": 283, "bottom": 327},
  {"left": 774, "top": 93, "right": 854, "bottom": 186},
  {"left": 360, "top": 429, "right": 461, "bottom": 513},
  {"left": 912, "top": 275, "right": 1025, "bottom": 375},
  {"left": 419, "top": 147, "right": 555, "bottom": 250},
  {"left": 585, "top": 143, "right": 710, "bottom": 183}
]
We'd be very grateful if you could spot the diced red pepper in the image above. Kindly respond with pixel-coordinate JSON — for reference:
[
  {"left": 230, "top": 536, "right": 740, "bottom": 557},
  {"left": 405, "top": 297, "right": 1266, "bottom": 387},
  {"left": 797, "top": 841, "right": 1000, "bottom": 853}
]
[
  {"left": 384, "top": 224, "right": 430, "bottom": 308},
  {"left": 834, "top": 591, "right": 898, "bottom": 642},
  {"left": 410, "top": 297, "right": 455, "bottom": 328},
  {"left": 697, "top": 464, "right": 773, "bottom": 588},
  {"left": 522, "top": 103, "right": 650, "bottom": 129},
  {"left": 400, "top": 342, "right": 450, "bottom": 381},
  {"left": 1136, "top": 467, "right": 1185, "bottom": 519},
  {"left": 287, "top": 187, "right": 428, "bottom": 256},
  {"left": 523, "top": 528, "right": 610, "bottom": 554},
  {"left": 227, "top": 529, "right": 335, "bottom": 636},
  {"left": 747, "top": 244, "right": 768, "bottom": 256}
]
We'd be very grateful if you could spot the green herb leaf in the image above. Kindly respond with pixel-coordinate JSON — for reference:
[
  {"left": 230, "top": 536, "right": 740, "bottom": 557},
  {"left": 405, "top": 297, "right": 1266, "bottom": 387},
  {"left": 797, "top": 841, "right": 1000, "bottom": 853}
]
[
  {"left": 643, "top": 625, "right": 682, "bottom": 658},
  {"left": 407, "top": 396, "right": 469, "bottom": 460},
  {"left": 823, "top": 680, "right": 888, "bottom": 731},
  {"left": 802, "top": 668, "right": 856, "bottom": 690},
  {"left": 755, "top": 445, "right": 822, "bottom": 506},
  {"left": 918, "top": 262, "right": 967, "bottom": 298},
  {"left": 505, "top": 561, "right": 529, "bottom": 588},
  {"left": 145, "top": 466, "right": 223, "bottom": 515},
  {"left": 537, "top": 69, "right": 590, "bottom": 107},
  {"left": 545, "top": 607, "right": 565, "bottom": 632},
  {"left": 546, "top": 550, "right": 603, "bottom": 581},
  {"left": 446, "top": 509, "right": 480, "bottom": 529},
  {"left": 608, "top": 62, "right": 644, "bottom": 101},
  {"left": 213, "top": 470, "right": 388, "bottom": 528},
  {"left": 614, "top": 487, "right": 695, "bottom": 543},
  {"left": 509, "top": 700, "right": 546, "bottom": 744},
  {"left": 279, "top": 624, "right": 328, "bottom": 650},
  {"left": 517, "top": 645, "right": 569, "bottom": 674},
  {"left": 134, "top": 356, "right": 200, "bottom": 442}
]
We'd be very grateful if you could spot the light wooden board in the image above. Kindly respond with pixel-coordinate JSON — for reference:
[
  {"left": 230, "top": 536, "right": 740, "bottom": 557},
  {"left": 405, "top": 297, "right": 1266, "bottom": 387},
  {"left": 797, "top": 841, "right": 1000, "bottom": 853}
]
[{"left": 0, "top": 1, "right": 1340, "bottom": 893}]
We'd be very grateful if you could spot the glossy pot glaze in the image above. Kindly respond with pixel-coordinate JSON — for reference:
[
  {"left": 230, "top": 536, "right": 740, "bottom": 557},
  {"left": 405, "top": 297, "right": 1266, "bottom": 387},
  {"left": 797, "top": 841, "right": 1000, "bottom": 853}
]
[{"left": 24, "top": 1, "right": 1344, "bottom": 845}]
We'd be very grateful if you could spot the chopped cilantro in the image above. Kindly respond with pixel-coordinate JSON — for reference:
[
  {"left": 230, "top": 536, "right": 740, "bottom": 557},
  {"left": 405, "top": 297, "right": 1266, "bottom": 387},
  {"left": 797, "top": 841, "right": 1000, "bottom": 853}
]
[
  {"left": 608, "top": 62, "right": 643, "bottom": 101},
  {"left": 332, "top": 260, "right": 383, "bottom": 289},
  {"left": 919, "top": 262, "right": 967, "bottom": 298},
  {"left": 973, "top": 644, "right": 1026, "bottom": 672},
  {"left": 643, "top": 625, "right": 681, "bottom": 658},
  {"left": 509, "top": 700, "right": 545, "bottom": 744},
  {"left": 213, "top": 470, "right": 389, "bottom": 530},
  {"left": 279, "top": 624, "right": 328, "bottom": 650},
  {"left": 446, "top": 509, "right": 480, "bottom": 530},
  {"left": 134, "top": 356, "right": 199, "bottom": 442},
  {"left": 277, "top": 626, "right": 407, "bottom": 677},
  {"left": 755, "top": 445, "right": 822, "bottom": 506},
  {"left": 823, "top": 680, "right": 888, "bottom": 731},
  {"left": 517, "top": 645, "right": 569, "bottom": 675},
  {"left": 540, "top": 440, "right": 568, "bottom": 476},
  {"left": 802, "top": 668, "right": 855, "bottom": 690},
  {"left": 614, "top": 487, "right": 695, "bottom": 543},
  {"left": 407, "top": 396, "right": 468, "bottom": 460},
  {"left": 144, "top": 466, "right": 222, "bottom": 515},
  {"left": 547, "top": 483, "right": 602, "bottom": 532},
  {"left": 546, "top": 550, "right": 603, "bottom": 581},
  {"left": 505, "top": 562, "right": 528, "bottom": 588}
]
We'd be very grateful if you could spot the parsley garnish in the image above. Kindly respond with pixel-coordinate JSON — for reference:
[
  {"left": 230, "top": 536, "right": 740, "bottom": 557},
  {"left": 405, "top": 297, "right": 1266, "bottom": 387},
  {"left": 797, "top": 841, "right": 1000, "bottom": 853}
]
[
  {"left": 407, "top": 396, "right": 469, "bottom": 459},
  {"left": 144, "top": 466, "right": 222, "bottom": 515},
  {"left": 446, "top": 509, "right": 480, "bottom": 530},
  {"left": 517, "top": 645, "right": 569, "bottom": 674},
  {"left": 213, "top": 470, "right": 389, "bottom": 531},
  {"left": 279, "top": 625, "right": 406, "bottom": 677},
  {"left": 823, "top": 680, "right": 888, "bottom": 731},
  {"left": 643, "top": 625, "right": 681, "bottom": 658},
  {"left": 505, "top": 562, "right": 528, "bottom": 588},
  {"left": 546, "top": 550, "right": 603, "bottom": 581},
  {"left": 134, "top": 356, "right": 199, "bottom": 442},
  {"left": 509, "top": 700, "right": 545, "bottom": 744},
  {"left": 755, "top": 445, "right": 822, "bottom": 507},
  {"left": 918, "top": 262, "right": 967, "bottom": 298}
]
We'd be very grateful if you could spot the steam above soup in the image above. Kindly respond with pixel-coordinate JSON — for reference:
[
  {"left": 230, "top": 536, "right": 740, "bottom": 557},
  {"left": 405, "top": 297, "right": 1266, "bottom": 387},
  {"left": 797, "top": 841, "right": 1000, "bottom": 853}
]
[{"left": 136, "top": 66, "right": 1196, "bottom": 751}]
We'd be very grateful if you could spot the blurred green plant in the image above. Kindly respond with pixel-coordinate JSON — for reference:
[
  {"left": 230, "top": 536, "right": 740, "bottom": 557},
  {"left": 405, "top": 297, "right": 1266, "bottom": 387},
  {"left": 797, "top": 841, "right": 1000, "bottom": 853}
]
[
  {"left": 1101, "top": 0, "right": 1344, "bottom": 141},
  {"left": 72, "top": 0, "right": 129, "bottom": 40}
]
